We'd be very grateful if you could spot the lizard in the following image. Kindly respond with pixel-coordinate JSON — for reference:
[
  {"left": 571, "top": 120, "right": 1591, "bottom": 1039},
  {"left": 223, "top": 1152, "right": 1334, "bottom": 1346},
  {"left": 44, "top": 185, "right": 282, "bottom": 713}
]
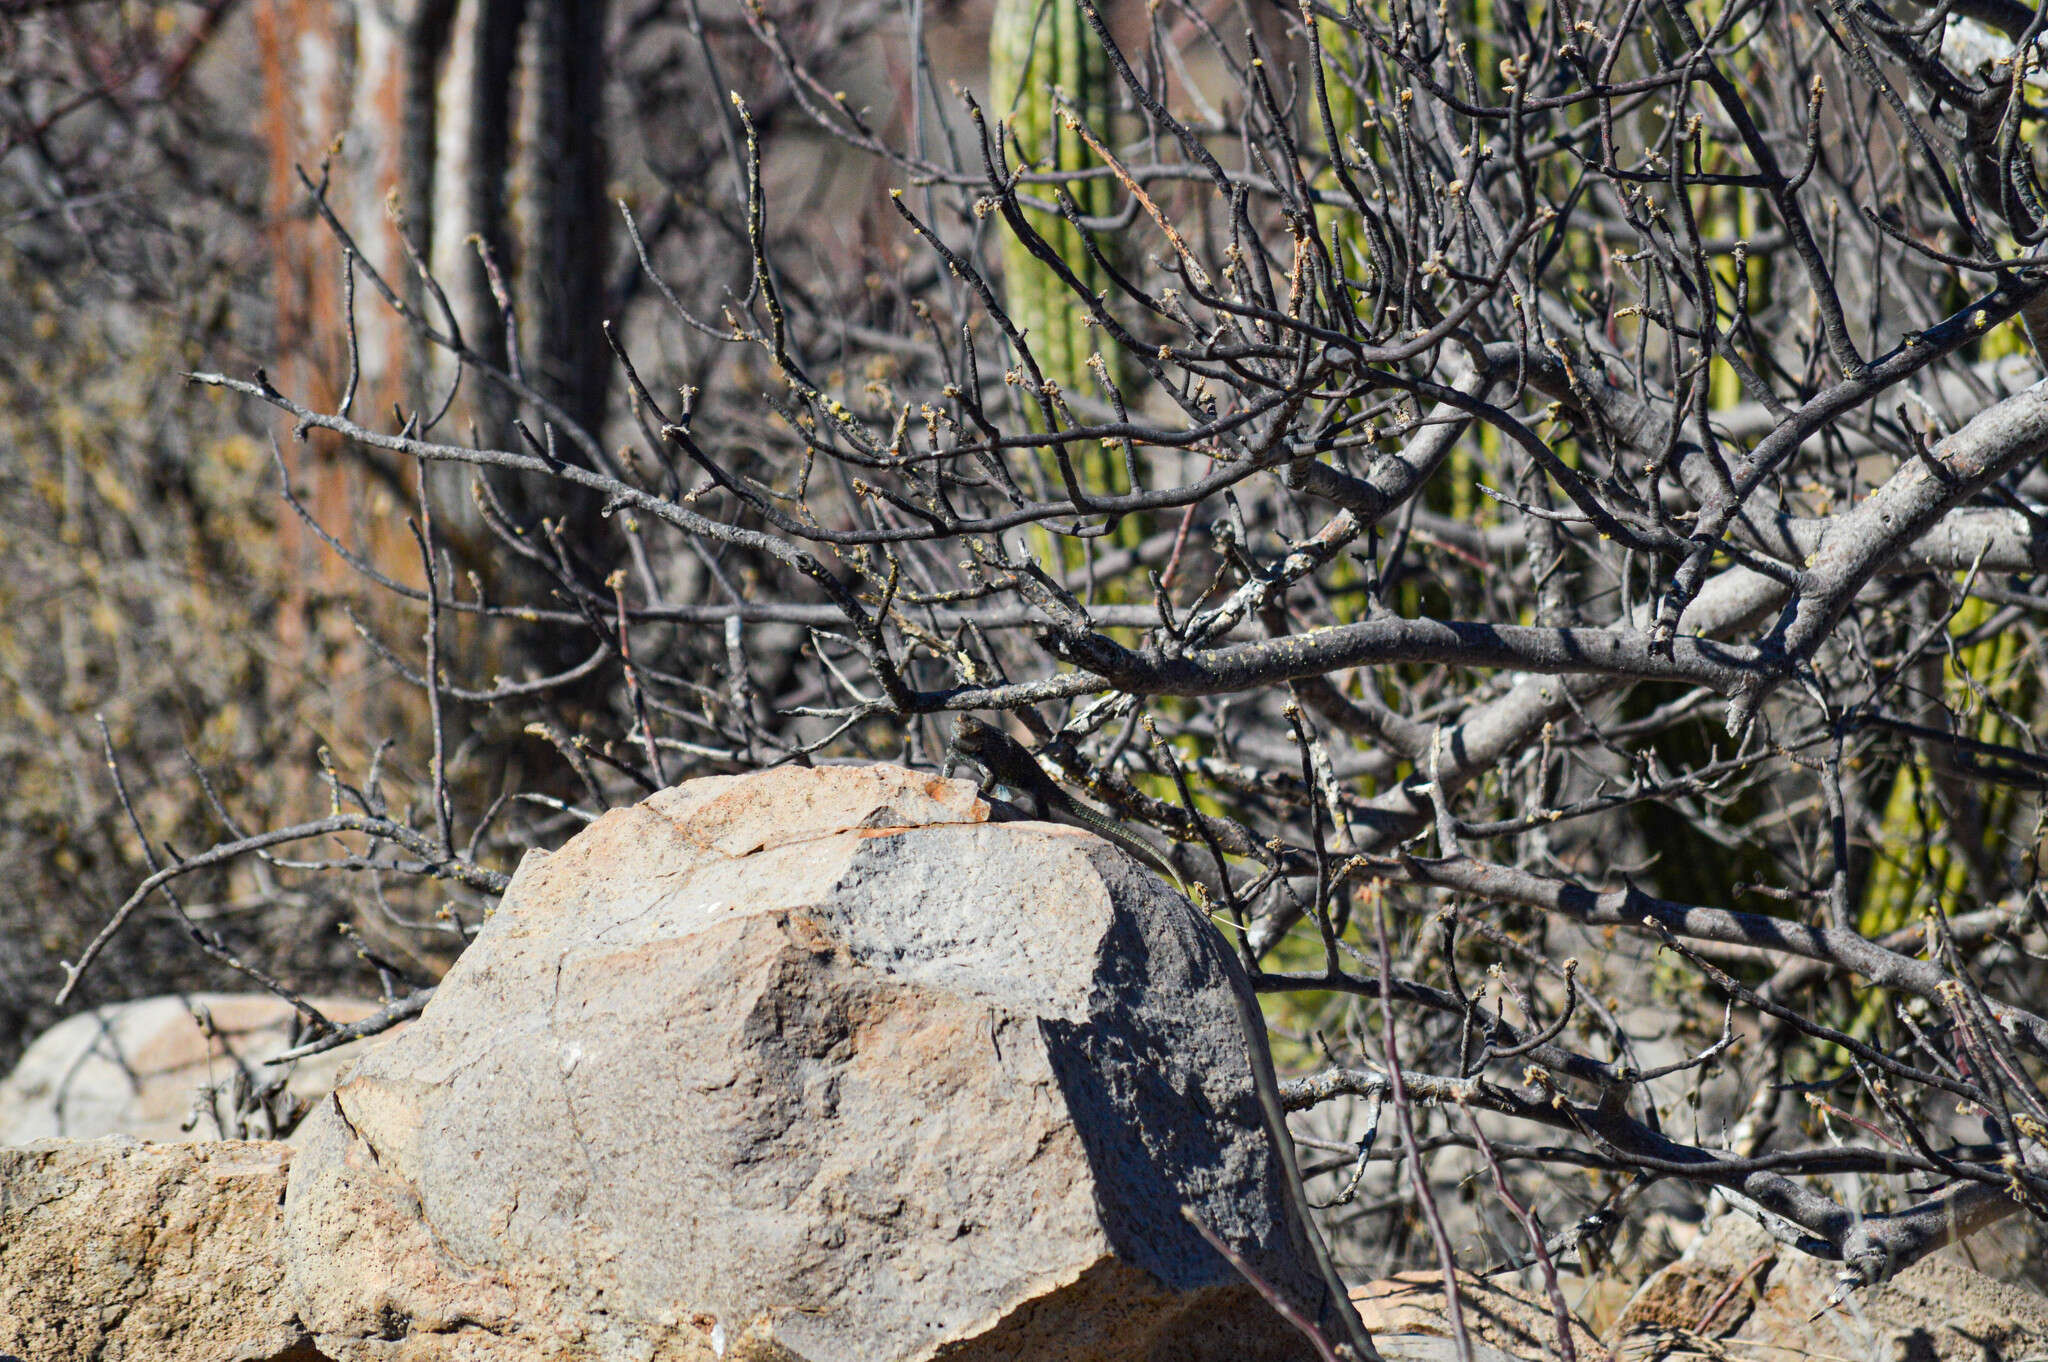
[
  {"left": 949, "top": 714, "right": 1186, "bottom": 892},
  {"left": 949, "top": 713, "right": 1378, "bottom": 1357}
]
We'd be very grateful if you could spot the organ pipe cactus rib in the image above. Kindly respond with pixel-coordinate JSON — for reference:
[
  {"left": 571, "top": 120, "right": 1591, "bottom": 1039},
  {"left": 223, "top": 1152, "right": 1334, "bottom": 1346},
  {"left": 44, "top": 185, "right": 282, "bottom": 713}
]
[{"left": 989, "top": 0, "right": 1128, "bottom": 506}]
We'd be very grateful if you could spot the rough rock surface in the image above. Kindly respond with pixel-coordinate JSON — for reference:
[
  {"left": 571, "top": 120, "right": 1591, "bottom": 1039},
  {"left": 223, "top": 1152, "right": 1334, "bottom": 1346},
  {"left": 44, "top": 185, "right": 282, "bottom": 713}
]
[
  {"left": 0, "top": 1137, "right": 317, "bottom": 1362},
  {"left": 1350, "top": 1269, "right": 1603, "bottom": 1362},
  {"left": 281, "top": 763, "right": 1334, "bottom": 1362},
  {"left": 1612, "top": 1210, "right": 2048, "bottom": 1360},
  {"left": 0, "top": 993, "right": 393, "bottom": 1144}
]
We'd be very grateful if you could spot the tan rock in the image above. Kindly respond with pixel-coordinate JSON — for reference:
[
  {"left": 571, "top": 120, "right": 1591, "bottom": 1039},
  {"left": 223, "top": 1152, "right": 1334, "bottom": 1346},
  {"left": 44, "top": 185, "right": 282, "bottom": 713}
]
[
  {"left": 0, "top": 1137, "right": 318, "bottom": 1362},
  {"left": 1612, "top": 1211, "right": 2048, "bottom": 1361},
  {"left": 1352, "top": 1269, "right": 1604, "bottom": 1361},
  {"left": 281, "top": 763, "right": 1335, "bottom": 1362},
  {"left": 0, "top": 993, "right": 397, "bottom": 1144}
]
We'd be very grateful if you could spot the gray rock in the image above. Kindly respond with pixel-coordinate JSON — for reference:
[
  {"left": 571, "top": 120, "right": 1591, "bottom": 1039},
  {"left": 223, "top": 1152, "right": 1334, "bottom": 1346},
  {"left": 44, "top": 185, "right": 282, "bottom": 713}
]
[
  {"left": 282, "top": 763, "right": 1332, "bottom": 1361},
  {"left": 1613, "top": 1210, "right": 2048, "bottom": 1361},
  {"left": 0, "top": 993, "right": 398, "bottom": 1145}
]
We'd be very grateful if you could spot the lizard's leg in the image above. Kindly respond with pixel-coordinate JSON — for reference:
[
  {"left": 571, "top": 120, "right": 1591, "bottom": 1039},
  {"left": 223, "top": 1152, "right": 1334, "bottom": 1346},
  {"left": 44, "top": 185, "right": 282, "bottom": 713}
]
[{"left": 958, "top": 756, "right": 1002, "bottom": 806}]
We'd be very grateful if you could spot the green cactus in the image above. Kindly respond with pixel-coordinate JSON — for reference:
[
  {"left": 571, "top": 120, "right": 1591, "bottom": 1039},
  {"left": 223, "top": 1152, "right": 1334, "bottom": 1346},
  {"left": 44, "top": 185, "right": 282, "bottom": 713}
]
[
  {"left": 1854, "top": 592, "right": 2031, "bottom": 1038},
  {"left": 1852, "top": 305, "right": 2039, "bottom": 1040},
  {"left": 989, "top": 0, "right": 1127, "bottom": 496},
  {"left": 1310, "top": 10, "right": 1374, "bottom": 295}
]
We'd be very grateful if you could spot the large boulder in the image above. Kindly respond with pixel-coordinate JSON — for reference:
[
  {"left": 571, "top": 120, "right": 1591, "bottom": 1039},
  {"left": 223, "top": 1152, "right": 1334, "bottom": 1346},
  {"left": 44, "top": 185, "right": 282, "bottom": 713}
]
[
  {"left": 0, "top": 1137, "right": 314, "bottom": 1362},
  {"left": 0, "top": 993, "right": 395, "bottom": 1144},
  {"left": 281, "top": 763, "right": 1337, "bottom": 1362}
]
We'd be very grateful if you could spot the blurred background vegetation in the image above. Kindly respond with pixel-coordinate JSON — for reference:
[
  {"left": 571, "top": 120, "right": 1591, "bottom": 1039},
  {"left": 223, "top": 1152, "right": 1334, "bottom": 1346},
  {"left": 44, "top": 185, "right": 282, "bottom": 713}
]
[{"left": 0, "top": 0, "right": 951, "bottom": 1067}]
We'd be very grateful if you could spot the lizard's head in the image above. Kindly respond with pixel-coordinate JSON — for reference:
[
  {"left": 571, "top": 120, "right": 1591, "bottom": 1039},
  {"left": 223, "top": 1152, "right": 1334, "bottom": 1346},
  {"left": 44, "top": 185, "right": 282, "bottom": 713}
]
[{"left": 952, "top": 714, "right": 1000, "bottom": 749}]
